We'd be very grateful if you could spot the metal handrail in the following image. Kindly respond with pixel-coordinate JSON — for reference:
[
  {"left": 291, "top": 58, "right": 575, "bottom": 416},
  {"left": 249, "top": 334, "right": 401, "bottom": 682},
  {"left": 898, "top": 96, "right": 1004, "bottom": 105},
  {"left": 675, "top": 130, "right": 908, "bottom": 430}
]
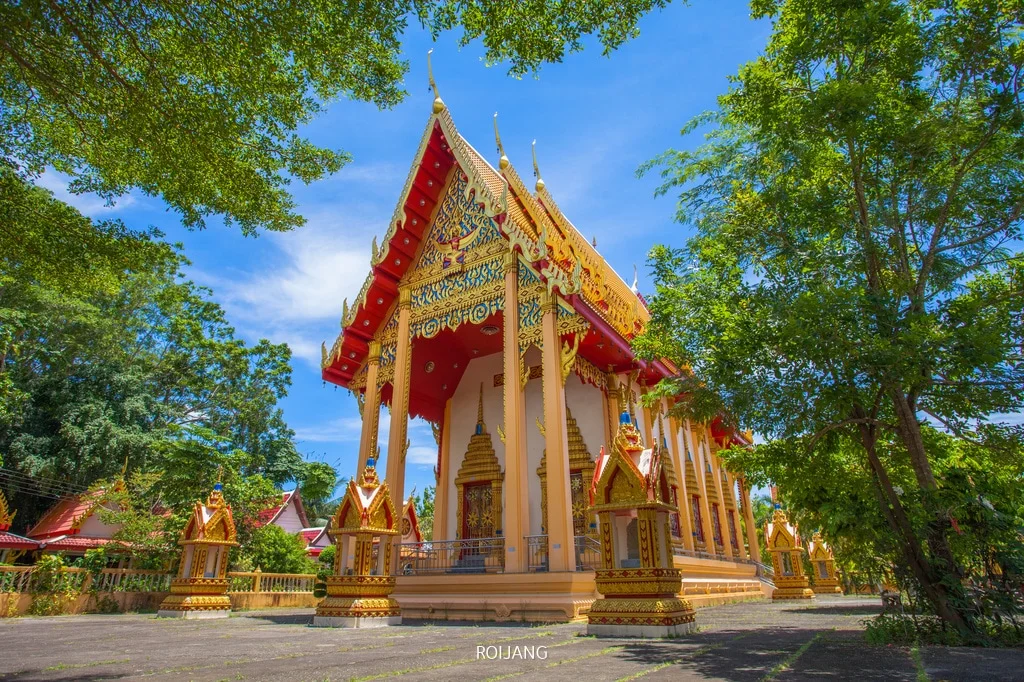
[{"left": 397, "top": 537, "right": 504, "bottom": 575}]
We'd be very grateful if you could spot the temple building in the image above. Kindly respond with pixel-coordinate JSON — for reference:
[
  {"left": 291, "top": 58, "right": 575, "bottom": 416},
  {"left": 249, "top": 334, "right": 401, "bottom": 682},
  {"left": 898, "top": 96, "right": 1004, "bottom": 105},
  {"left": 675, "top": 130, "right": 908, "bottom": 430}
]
[
  {"left": 26, "top": 485, "right": 124, "bottom": 560},
  {"left": 319, "top": 60, "right": 766, "bottom": 621}
]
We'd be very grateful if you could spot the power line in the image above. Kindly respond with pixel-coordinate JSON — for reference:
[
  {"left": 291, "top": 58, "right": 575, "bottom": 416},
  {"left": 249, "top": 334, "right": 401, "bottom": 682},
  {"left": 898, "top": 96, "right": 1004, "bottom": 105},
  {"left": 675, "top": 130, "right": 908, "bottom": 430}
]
[{"left": 0, "top": 467, "right": 89, "bottom": 501}]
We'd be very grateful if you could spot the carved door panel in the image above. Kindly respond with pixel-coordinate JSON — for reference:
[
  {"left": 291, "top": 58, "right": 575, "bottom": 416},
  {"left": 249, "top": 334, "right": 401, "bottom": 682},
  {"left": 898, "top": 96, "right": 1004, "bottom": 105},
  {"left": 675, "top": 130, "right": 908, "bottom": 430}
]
[
  {"left": 570, "top": 471, "right": 588, "bottom": 536},
  {"left": 461, "top": 482, "right": 493, "bottom": 543}
]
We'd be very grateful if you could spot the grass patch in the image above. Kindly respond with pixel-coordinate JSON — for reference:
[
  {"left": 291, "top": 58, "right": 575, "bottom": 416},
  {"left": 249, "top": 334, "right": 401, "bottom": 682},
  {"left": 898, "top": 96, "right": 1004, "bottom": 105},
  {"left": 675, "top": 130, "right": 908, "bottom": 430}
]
[
  {"left": 420, "top": 645, "right": 456, "bottom": 654},
  {"left": 760, "top": 633, "right": 822, "bottom": 681},
  {"left": 476, "top": 630, "right": 555, "bottom": 646},
  {"left": 349, "top": 657, "right": 477, "bottom": 681},
  {"left": 546, "top": 645, "right": 624, "bottom": 667},
  {"left": 910, "top": 644, "right": 930, "bottom": 682},
  {"left": 614, "top": 631, "right": 752, "bottom": 681},
  {"left": 44, "top": 658, "right": 129, "bottom": 671}
]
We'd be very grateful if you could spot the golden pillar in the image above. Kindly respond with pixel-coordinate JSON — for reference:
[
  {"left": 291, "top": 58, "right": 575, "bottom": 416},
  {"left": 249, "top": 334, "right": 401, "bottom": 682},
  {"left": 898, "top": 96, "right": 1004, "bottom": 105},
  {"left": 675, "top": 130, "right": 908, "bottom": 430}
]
[
  {"left": 357, "top": 341, "right": 383, "bottom": 475},
  {"left": 709, "top": 452, "right": 734, "bottom": 560},
  {"left": 667, "top": 414, "right": 696, "bottom": 552},
  {"left": 605, "top": 370, "right": 620, "bottom": 447},
  {"left": 502, "top": 255, "right": 529, "bottom": 571},
  {"left": 540, "top": 291, "right": 576, "bottom": 572},
  {"left": 433, "top": 399, "right": 452, "bottom": 541},
  {"left": 385, "top": 287, "right": 412, "bottom": 572},
  {"left": 740, "top": 477, "right": 761, "bottom": 561},
  {"left": 725, "top": 469, "right": 748, "bottom": 559},
  {"left": 688, "top": 423, "right": 717, "bottom": 555},
  {"left": 639, "top": 382, "right": 654, "bottom": 446}
]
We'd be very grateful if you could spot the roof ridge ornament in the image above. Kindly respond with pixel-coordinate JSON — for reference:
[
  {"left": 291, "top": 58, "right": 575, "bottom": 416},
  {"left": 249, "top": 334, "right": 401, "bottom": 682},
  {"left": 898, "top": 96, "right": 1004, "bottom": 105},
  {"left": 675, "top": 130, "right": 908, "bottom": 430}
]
[
  {"left": 531, "top": 140, "right": 545, "bottom": 192},
  {"left": 493, "top": 112, "right": 509, "bottom": 170},
  {"left": 427, "top": 48, "right": 445, "bottom": 114}
]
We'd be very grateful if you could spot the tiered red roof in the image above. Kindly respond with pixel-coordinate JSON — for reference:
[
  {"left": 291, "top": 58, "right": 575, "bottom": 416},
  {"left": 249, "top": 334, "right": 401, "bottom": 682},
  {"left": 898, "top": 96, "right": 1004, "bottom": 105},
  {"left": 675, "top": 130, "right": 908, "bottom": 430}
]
[{"left": 254, "top": 490, "right": 310, "bottom": 529}]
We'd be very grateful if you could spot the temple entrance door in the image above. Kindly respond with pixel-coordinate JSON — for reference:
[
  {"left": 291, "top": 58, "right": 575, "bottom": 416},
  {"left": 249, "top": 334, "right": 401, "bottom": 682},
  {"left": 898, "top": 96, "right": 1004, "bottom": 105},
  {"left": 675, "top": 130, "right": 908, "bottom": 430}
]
[
  {"left": 570, "top": 471, "right": 588, "bottom": 536},
  {"left": 461, "top": 482, "right": 494, "bottom": 557}
]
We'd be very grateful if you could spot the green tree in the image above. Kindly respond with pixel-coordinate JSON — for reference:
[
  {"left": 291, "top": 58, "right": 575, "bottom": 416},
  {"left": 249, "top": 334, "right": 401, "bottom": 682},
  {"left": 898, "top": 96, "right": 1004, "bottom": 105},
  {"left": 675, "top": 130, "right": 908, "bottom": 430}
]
[
  {"left": 414, "top": 485, "right": 435, "bottom": 541},
  {"left": 0, "top": 192, "right": 304, "bottom": 528},
  {"left": 299, "top": 463, "right": 342, "bottom": 526},
  {"left": 242, "top": 524, "right": 315, "bottom": 574},
  {"left": 0, "top": 0, "right": 672, "bottom": 234},
  {"left": 638, "top": 0, "right": 1024, "bottom": 639}
]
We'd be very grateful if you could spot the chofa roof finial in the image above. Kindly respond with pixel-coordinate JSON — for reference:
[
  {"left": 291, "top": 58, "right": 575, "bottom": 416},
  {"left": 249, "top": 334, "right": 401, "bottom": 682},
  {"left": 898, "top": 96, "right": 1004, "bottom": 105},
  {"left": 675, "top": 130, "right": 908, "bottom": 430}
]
[
  {"left": 493, "top": 112, "right": 509, "bottom": 170},
  {"left": 427, "top": 48, "right": 445, "bottom": 114},
  {"left": 531, "top": 140, "right": 545, "bottom": 192}
]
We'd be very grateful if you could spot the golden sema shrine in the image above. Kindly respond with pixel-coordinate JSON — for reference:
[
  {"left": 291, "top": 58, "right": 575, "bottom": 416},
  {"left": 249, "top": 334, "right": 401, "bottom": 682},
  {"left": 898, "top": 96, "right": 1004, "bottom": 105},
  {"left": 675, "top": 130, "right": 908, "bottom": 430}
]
[{"left": 320, "top": 62, "right": 769, "bottom": 622}]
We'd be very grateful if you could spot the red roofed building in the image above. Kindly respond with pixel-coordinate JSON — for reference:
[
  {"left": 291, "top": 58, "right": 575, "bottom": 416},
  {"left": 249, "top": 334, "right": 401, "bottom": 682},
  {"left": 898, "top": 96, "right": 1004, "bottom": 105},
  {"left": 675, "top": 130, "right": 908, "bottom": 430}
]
[
  {"left": 255, "top": 490, "right": 310, "bottom": 535},
  {"left": 301, "top": 525, "right": 332, "bottom": 557},
  {"left": 27, "top": 485, "right": 123, "bottom": 557}
]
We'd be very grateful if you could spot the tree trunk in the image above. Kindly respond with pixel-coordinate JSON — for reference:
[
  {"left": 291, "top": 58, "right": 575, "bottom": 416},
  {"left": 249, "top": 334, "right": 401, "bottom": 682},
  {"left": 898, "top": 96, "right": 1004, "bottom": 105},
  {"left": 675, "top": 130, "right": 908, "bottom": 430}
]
[
  {"left": 888, "top": 392, "right": 973, "bottom": 632},
  {"left": 854, "top": 415, "right": 974, "bottom": 635}
]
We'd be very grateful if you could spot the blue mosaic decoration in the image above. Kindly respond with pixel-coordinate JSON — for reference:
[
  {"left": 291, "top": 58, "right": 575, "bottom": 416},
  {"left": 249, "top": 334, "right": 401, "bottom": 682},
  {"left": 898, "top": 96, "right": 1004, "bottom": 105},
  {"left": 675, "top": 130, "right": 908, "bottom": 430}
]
[{"left": 417, "top": 172, "right": 502, "bottom": 271}]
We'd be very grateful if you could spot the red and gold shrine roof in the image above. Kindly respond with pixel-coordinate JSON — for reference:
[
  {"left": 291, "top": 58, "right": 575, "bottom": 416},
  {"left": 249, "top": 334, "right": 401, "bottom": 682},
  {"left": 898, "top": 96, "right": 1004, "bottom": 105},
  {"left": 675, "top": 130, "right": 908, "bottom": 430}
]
[{"left": 320, "top": 100, "right": 677, "bottom": 418}]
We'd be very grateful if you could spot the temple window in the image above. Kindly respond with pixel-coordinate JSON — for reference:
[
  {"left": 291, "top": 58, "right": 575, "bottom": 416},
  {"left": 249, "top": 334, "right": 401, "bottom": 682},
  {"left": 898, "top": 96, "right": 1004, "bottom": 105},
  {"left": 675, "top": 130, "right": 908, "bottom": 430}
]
[
  {"left": 727, "top": 511, "right": 739, "bottom": 549},
  {"left": 818, "top": 561, "right": 829, "bottom": 579},
  {"left": 711, "top": 503, "right": 724, "bottom": 546},
  {"left": 781, "top": 551, "right": 794, "bottom": 576},
  {"left": 691, "top": 495, "right": 705, "bottom": 542}
]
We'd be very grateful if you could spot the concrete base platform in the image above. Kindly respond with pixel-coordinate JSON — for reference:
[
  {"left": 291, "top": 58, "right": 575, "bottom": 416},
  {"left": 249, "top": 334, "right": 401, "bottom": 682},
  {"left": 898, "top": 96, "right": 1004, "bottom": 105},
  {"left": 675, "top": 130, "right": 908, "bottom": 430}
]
[
  {"left": 395, "top": 571, "right": 597, "bottom": 623},
  {"left": 587, "top": 621, "right": 697, "bottom": 638},
  {"left": 312, "top": 615, "right": 402, "bottom": 628},
  {"left": 157, "top": 608, "right": 231, "bottom": 619}
]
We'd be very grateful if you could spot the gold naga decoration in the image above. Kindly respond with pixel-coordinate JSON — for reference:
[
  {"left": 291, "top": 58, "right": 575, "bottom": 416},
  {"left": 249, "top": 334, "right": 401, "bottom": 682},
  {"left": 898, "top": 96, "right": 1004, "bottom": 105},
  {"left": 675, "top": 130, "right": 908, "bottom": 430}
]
[
  {"left": 0, "top": 489, "right": 15, "bottom": 530},
  {"left": 560, "top": 333, "right": 581, "bottom": 384}
]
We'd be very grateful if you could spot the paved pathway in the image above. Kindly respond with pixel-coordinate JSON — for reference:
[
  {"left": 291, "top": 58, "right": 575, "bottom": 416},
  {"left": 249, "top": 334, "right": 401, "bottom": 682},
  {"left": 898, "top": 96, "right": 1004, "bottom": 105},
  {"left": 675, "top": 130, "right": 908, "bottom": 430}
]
[{"left": 0, "top": 596, "right": 1020, "bottom": 681}]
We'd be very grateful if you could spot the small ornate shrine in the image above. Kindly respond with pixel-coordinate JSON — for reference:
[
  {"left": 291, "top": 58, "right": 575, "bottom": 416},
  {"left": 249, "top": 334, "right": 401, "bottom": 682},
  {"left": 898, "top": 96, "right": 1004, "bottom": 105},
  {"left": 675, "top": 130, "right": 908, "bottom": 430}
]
[
  {"left": 765, "top": 507, "right": 814, "bottom": 600},
  {"left": 314, "top": 458, "right": 401, "bottom": 628},
  {"left": 158, "top": 482, "right": 238, "bottom": 618},
  {"left": 809, "top": 532, "right": 843, "bottom": 594},
  {"left": 586, "top": 412, "right": 697, "bottom": 637}
]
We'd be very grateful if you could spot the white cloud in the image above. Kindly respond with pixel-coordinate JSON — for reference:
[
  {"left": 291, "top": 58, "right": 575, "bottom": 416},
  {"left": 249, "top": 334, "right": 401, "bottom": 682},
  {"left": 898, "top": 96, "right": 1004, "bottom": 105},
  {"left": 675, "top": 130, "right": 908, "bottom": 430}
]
[
  {"left": 34, "top": 169, "right": 138, "bottom": 215},
  {"left": 193, "top": 204, "right": 386, "bottom": 370},
  {"left": 293, "top": 416, "right": 363, "bottom": 443}
]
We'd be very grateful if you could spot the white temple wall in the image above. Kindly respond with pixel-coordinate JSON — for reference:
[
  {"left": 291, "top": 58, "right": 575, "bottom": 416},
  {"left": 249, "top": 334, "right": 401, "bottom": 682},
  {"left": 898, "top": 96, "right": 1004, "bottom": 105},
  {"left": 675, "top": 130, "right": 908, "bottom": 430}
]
[
  {"left": 523, "top": 346, "right": 544, "bottom": 536},
  {"left": 77, "top": 507, "right": 119, "bottom": 539},
  {"left": 564, "top": 373, "right": 606, "bottom": 459},
  {"left": 445, "top": 352, "right": 506, "bottom": 540},
  {"left": 273, "top": 498, "right": 305, "bottom": 534}
]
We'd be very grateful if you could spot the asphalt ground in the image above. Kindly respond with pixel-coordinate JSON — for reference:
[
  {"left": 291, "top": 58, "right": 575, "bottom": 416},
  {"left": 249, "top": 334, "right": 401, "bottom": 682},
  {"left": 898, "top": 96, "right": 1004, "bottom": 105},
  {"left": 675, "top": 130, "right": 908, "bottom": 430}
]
[{"left": 0, "top": 596, "right": 1020, "bottom": 681}]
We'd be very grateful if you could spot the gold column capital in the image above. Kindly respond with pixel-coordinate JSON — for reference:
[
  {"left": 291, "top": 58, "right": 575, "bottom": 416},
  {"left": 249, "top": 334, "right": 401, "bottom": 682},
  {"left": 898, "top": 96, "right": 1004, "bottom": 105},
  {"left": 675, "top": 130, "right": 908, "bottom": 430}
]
[
  {"left": 539, "top": 290, "right": 559, "bottom": 314},
  {"left": 503, "top": 251, "right": 518, "bottom": 273},
  {"left": 367, "top": 340, "right": 382, "bottom": 362},
  {"left": 398, "top": 286, "right": 412, "bottom": 310}
]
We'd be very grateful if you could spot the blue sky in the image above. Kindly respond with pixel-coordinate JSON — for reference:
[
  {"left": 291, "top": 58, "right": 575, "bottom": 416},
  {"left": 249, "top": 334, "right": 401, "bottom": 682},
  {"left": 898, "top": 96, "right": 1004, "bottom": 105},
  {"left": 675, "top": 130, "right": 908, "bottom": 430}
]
[{"left": 38, "top": 2, "right": 772, "bottom": 503}]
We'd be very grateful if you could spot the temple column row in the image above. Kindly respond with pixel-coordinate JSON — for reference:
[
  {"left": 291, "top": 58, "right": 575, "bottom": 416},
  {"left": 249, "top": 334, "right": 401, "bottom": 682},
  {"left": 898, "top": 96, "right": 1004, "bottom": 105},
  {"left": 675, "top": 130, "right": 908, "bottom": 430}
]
[
  {"left": 385, "top": 288, "right": 413, "bottom": 573},
  {"left": 540, "top": 291, "right": 576, "bottom": 572},
  {"left": 356, "top": 342, "right": 382, "bottom": 474},
  {"left": 503, "top": 255, "right": 529, "bottom": 572}
]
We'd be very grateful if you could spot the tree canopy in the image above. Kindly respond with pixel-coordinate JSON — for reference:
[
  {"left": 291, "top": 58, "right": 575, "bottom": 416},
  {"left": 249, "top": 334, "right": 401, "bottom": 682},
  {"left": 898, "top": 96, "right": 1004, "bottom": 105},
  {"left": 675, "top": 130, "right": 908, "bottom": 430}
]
[
  {"left": 638, "top": 0, "right": 1024, "bottom": 640},
  {"left": 0, "top": 0, "right": 672, "bottom": 234}
]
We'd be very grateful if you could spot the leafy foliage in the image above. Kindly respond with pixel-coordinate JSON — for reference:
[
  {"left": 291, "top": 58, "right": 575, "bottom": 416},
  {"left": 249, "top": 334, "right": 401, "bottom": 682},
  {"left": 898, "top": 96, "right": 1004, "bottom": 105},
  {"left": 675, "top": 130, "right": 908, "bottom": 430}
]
[
  {"left": 639, "top": 0, "right": 1024, "bottom": 640},
  {"left": 414, "top": 485, "right": 435, "bottom": 541},
  {"left": 0, "top": 0, "right": 673, "bottom": 234},
  {"left": 242, "top": 524, "right": 315, "bottom": 575}
]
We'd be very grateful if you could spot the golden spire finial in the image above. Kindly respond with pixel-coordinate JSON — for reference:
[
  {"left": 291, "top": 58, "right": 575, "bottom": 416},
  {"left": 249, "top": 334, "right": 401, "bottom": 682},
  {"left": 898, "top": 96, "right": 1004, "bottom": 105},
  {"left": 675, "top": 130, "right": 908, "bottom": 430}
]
[
  {"left": 427, "top": 48, "right": 445, "bottom": 114},
  {"left": 493, "top": 113, "right": 509, "bottom": 170},
  {"left": 477, "top": 382, "right": 485, "bottom": 425},
  {"left": 531, "top": 140, "right": 545, "bottom": 192}
]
